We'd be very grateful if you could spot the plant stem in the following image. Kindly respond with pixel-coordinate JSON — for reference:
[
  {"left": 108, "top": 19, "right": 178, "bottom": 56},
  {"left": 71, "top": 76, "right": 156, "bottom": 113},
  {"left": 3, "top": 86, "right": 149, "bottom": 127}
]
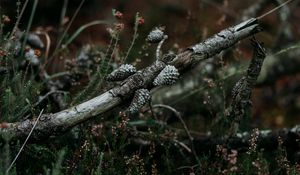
[{"left": 21, "top": 0, "right": 39, "bottom": 56}]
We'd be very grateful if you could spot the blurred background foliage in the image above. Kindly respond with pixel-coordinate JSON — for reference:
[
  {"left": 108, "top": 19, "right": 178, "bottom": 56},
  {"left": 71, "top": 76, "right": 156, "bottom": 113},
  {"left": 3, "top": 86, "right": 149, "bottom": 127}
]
[
  {"left": 2, "top": 0, "right": 300, "bottom": 129},
  {"left": 1, "top": 0, "right": 300, "bottom": 174}
]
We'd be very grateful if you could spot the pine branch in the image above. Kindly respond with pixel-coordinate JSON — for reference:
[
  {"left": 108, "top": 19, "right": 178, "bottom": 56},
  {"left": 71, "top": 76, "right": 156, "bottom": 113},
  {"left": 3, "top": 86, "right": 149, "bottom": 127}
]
[{"left": 0, "top": 18, "right": 260, "bottom": 142}]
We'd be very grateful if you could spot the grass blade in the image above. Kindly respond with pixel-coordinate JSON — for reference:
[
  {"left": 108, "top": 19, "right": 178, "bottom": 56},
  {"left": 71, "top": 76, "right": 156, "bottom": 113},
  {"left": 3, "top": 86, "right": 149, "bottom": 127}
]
[{"left": 64, "top": 20, "right": 109, "bottom": 48}]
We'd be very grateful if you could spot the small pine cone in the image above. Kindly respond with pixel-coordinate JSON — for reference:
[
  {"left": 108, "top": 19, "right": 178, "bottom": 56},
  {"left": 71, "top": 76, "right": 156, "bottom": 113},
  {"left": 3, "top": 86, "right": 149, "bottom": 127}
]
[
  {"left": 153, "top": 65, "right": 179, "bottom": 86},
  {"left": 127, "top": 89, "right": 151, "bottom": 114},
  {"left": 106, "top": 64, "right": 137, "bottom": 81},
  {"left": 147, "top": 27, "right": 164, "bottom": 43}
]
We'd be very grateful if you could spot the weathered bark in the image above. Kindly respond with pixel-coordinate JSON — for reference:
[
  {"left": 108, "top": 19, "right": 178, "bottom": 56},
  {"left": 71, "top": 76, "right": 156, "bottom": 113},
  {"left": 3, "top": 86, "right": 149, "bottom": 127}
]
[
  {"left": 0, "top": 18, "right": 261, "bottom": 141},
  {"left": 0, "top": 91, "right": 121, "bottom": 141},
  {"left": 170, "top": 18, "right": 260, "bottom": 71},
  {"left": 226, "top": 38, "right": 266, "bottom": 136}
]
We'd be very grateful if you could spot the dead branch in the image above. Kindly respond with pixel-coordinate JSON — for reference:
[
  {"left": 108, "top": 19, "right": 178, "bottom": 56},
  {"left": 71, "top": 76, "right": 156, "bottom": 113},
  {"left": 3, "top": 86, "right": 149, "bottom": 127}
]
[
  {"left": 194, "top": 125, "right": 300, "bottom": 157},
  {"left": 0, "top": 18, "right": 260, "bottom": 142},
  {"left": 130, "top": 124, "right": 300, "bottom": 157},
  {"left": 226, "top": 38, "right": 266, "bottom": 136}
]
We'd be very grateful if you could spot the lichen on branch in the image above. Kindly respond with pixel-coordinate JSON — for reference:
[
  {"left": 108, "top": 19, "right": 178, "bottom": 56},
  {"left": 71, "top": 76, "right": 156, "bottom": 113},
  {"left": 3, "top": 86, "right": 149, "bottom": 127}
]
[{"left": 0, "top": 18, "right": 261, "bottom": 142}]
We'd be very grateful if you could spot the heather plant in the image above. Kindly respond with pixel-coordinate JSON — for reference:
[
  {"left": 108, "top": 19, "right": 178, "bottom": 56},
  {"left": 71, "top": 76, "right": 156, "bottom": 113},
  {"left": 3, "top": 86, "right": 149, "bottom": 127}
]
[{"left": 1, "top": 0, "right": 300, "bottom": 174}]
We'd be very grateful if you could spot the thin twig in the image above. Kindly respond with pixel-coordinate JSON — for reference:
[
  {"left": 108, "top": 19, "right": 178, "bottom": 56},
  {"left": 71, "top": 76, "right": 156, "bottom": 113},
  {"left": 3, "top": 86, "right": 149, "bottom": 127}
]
[
  {"left": 257, "top": 0, "right": 294, "bottom": 19},
  {"left": 34, "top": 91, "right": 68, "bottom": 107},
  {"left": 35, "top": 30, "right": 51, "bottom": 67},
  {"left": 173, "top": 139, "right": 192, "bottom": 153},
  {"left": 152, "top": 104, "right": 199, "bottom": 162},
  {"left": 9, "top": 0, "right": 30, "bottom": 40},
  {"left": 177, "top": 164, "right": 199, "bottom": 170},
  {"left": 6, "top": 109, "right": 44, "bottom": 173},
  {"left": 156, "top": 35, "right": 168, "bottom": 60}
]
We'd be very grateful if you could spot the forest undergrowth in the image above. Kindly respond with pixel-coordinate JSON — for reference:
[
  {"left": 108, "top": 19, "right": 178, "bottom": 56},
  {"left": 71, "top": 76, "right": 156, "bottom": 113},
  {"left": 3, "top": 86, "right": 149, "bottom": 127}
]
[{"left": 1, "top": 0, "right": 300, "bottom": 174}]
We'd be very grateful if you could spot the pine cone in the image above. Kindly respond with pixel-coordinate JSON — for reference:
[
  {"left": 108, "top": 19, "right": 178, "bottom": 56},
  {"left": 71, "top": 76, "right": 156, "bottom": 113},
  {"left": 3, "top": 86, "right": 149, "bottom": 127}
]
[
  {"left": 153, "top": 65, "right": 179, "bottom": 86},
  {"left": 127, "top": 89, "right": 151, "bottom": 114},
  {"left": 147, "top": 27, "right": 164, "bottom": 43},
  {"left": 106, "top": 64, "right": 137, "bottom": 81}
]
